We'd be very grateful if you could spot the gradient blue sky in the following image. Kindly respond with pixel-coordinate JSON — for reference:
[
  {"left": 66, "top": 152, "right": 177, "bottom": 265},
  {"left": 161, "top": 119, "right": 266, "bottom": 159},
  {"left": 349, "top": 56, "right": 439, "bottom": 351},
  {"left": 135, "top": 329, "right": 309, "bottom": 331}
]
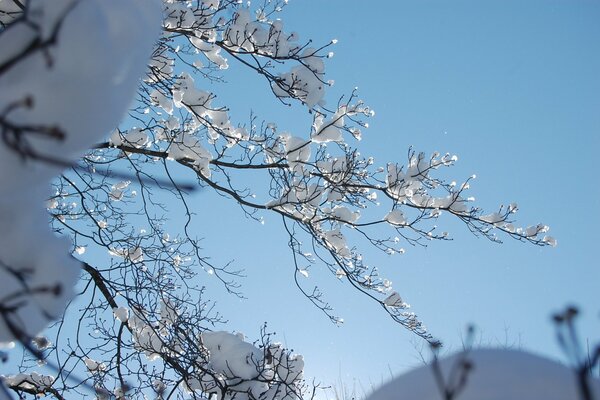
[{"left": 189, "top": 0, "right": 600, "bottom": 393}]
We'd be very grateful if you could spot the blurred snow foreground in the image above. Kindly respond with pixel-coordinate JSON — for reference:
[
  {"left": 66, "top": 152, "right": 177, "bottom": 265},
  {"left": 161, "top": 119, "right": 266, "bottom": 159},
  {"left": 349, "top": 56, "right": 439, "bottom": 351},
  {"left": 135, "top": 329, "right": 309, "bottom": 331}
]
[
  {"left": 0, "top": 0, "right": 162, "bottom": 342},
  {"left": 366, "top": 348, "right": 600, "bottom": 400}
]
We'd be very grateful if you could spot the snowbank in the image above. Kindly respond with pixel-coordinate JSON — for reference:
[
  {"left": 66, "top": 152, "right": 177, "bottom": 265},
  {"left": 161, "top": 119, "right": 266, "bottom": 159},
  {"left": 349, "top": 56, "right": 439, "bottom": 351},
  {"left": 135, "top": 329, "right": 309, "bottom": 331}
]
[{"left": 366, "top": 348, "right": 600, "bottom": 400}]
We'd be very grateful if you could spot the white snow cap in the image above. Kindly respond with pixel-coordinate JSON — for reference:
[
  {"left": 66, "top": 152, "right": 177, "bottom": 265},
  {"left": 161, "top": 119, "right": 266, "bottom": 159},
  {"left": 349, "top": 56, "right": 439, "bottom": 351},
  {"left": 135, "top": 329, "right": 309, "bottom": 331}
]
[
  {"left": 201, "top": 331, "right": 263, "bottom": 380},
  {"left": 383, "top": 292, "right": 404, "bottom": 308},
  {"left": 366, "top": 348, "right": 600, "bottom": 400}
]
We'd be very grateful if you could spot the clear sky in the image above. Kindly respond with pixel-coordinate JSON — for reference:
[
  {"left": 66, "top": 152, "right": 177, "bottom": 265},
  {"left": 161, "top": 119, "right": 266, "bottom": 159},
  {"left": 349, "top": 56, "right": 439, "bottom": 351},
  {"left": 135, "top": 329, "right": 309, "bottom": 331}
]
[{"left": 186, "top": 0, "right": 600, "bottom": 395}]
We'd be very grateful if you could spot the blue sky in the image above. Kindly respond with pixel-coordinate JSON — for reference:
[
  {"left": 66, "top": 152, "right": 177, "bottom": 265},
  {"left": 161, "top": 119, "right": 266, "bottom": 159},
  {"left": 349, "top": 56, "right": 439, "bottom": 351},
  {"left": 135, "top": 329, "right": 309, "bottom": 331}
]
[{"left": 189, "top": 0, "right": 600, "bottom": 393}]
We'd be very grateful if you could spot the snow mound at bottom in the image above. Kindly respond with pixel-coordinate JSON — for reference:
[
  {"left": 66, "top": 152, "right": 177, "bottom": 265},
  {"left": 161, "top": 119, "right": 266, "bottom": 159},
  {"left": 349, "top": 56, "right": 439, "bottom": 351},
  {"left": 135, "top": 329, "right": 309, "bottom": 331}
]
[{"left": 367, "top": 348, "right": 600, "bottom": 400}]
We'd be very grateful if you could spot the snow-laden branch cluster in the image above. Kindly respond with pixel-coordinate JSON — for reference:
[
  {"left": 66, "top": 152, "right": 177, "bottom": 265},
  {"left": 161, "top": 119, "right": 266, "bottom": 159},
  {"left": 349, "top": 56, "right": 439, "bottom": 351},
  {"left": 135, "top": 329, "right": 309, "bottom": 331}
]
[
  {"left": 0, "top": 0, "right": 556, "bottom": 398},
  {"left": 83, "top": 0, "right": 556, "bottom": 342},
  {"left": 187, "top": 331, "right": 304, "bottom": 400},
  {"left": 76, "top": 301, "right": 305, "bottom": 400},
  {"left": 1, "top": 372, "right": 56, "bottom": 397}
]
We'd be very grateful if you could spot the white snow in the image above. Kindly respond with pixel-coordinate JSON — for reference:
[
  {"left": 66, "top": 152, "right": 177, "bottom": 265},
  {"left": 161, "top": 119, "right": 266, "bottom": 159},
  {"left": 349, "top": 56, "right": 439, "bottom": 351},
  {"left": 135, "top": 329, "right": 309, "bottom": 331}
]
[
  {"left": 202, "top": 331, "right": 263, "bottom": 380},
  {"left": 109, "top": 246, "right": 144, "bottom": 263},
  {"left": 122, "top": 128, "right": 150, "bottom": 148},
  {"left": 113, "top": 307, "right": 130, "bottom": 323},
  {"left": 84, "top": 357, "right": 106, "bottom": 373},
  {"left": 543, "top": 235, "right": 557, "bottom": 247},
  {"left": 168, "top": 132, "right": 213, "bottom": 178},
  {"left": 182, "top": 331, "right": 305, "bottom": 400},
  {"left": 284, "top": 135, "right": 311, "bottom": 167},
  {"left": 322, "top": 229, "right": 351, "bottom": 258},
  {"left": 384, "top": 210, "right": 407, "bottom": 226},
  {"left": 1, "top": 372, "right": 54, "bottom": 392},
  {"left": 366, "top": 348, "right": 600, "bottom": 400},
  {"left": 331, "top": 205, "right": 360, "bottom": 223},
  {"left": 383, "top": 291, "right": 405, "bottom": 308}
]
